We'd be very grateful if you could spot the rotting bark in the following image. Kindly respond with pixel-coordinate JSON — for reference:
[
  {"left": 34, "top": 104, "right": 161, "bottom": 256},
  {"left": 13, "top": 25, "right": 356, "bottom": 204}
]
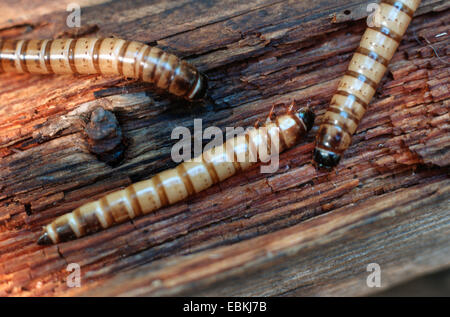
[{"left": 0, "top": 0, "right": 449, "bottom": 296}]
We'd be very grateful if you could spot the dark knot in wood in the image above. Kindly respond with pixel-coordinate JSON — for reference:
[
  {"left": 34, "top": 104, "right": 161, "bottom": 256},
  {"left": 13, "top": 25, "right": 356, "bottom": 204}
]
[{"left": 85, "top": 107, "right": 126, "bottom": 166}]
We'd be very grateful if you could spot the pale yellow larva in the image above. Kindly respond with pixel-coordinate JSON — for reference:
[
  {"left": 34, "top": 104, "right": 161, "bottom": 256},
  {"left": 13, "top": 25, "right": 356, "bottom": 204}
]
[
  {"left": 37, "top": 105, "right": 315, "bottom": 245},
  {"left": 0, "top": 38, "right": 207, "bottom": 100},
  {"left": 314, "top": 0, "right": 422, "bottom": 167}
]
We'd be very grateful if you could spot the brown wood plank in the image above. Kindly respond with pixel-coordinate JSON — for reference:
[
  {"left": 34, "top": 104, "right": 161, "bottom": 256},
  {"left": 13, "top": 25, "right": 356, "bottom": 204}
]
[
  {"left": 0, "top": 0, "right": 449, "bottom": 296},
  {"left": 80, "top": 178, "right": 450, "bottom": 296}
]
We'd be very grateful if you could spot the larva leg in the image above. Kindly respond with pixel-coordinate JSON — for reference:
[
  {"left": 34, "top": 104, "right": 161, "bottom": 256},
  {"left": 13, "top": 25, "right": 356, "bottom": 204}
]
[
  {"left": 37, "top": 106, "right": 315, "bottom": 245},
  {"left": 0, "top": 38, "right": 207, "bottom": 101},
  {"left": 314, "top": 0, "right": 422, "bottom": 168}
]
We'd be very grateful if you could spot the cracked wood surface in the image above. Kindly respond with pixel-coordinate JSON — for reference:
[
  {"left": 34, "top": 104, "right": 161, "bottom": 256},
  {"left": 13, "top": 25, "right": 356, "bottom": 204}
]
[{"left": 0, "top": 0, "right": 449, "bottom": 296}]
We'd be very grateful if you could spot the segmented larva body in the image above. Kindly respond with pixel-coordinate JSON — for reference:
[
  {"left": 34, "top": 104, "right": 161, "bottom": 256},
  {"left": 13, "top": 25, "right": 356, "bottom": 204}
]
[
  {"left": 314, "top": 0, "right": 421, "bottom": 167},
  {"left": 37, "top": 106, "right": 315, "bottom": 245},
  {"left": 0, "top": 37, "right": 207, "bottom": 100}
]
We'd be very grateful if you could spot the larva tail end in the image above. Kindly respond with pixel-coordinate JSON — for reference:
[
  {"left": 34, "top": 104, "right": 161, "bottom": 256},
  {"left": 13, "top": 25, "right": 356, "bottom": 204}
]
[
  {"left": 191, "top": 73, "right": 208, "bottom": 101},
  {"left": 37, "top": 232, "right": 53, "bottom": 246},
  {"left": 297, "top": 108, "right": 315, "bottom": 132},
  {"left": 313, "top": 147, "right": 341, "bottom": 169}
]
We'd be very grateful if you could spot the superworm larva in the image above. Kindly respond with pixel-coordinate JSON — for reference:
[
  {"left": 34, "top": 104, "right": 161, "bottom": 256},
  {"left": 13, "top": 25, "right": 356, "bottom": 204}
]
[
  {"left": 37, "top": 105, "right": 315, "bottom": 245},
  {"left": 314, "top": 0, "right": 422, "bottom": 168},
  {"left": 0, "top": 37, "right": 207, "bottom": 100}
]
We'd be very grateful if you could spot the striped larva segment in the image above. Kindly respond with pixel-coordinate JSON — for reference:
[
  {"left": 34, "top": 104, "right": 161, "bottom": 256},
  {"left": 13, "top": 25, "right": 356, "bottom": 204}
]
[
  {"left": 37, "top": 106, "right": 315, "bottom": 245},
  {"left": 0, "top": 38, "right": 207, "bottom": 100},
  {"left": 314, "top": 0, "right": 421, "bottom": 168}
]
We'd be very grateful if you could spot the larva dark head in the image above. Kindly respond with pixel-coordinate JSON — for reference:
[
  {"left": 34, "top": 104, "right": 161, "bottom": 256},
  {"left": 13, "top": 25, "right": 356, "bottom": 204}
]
[
  {"left": 313, "top": 147, "right": 341, "bottom": 169},
  {"left": 296, "top": 108, "right": 315, "bottom": 132},
  {"left": 190, "top": 72, "right": 208, "bottom": 101},
  {"left": 37, "top": 232, "right": 53, "bottom": 246}
]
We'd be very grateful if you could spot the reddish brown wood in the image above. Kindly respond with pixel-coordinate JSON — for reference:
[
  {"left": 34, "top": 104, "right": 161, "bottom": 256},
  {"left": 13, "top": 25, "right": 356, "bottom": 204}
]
[{"left": 0, "top": 0, "right": 448, "bottom": 296}]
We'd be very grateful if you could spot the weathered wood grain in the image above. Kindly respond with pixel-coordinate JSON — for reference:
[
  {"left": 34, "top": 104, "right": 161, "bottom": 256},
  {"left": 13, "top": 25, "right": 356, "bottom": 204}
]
[
  {"left": 0, "top": 0, "right": 449, "bottom": 296},
  {"left": 80, "top": 178, "right": 450, "bottom": 296}
]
